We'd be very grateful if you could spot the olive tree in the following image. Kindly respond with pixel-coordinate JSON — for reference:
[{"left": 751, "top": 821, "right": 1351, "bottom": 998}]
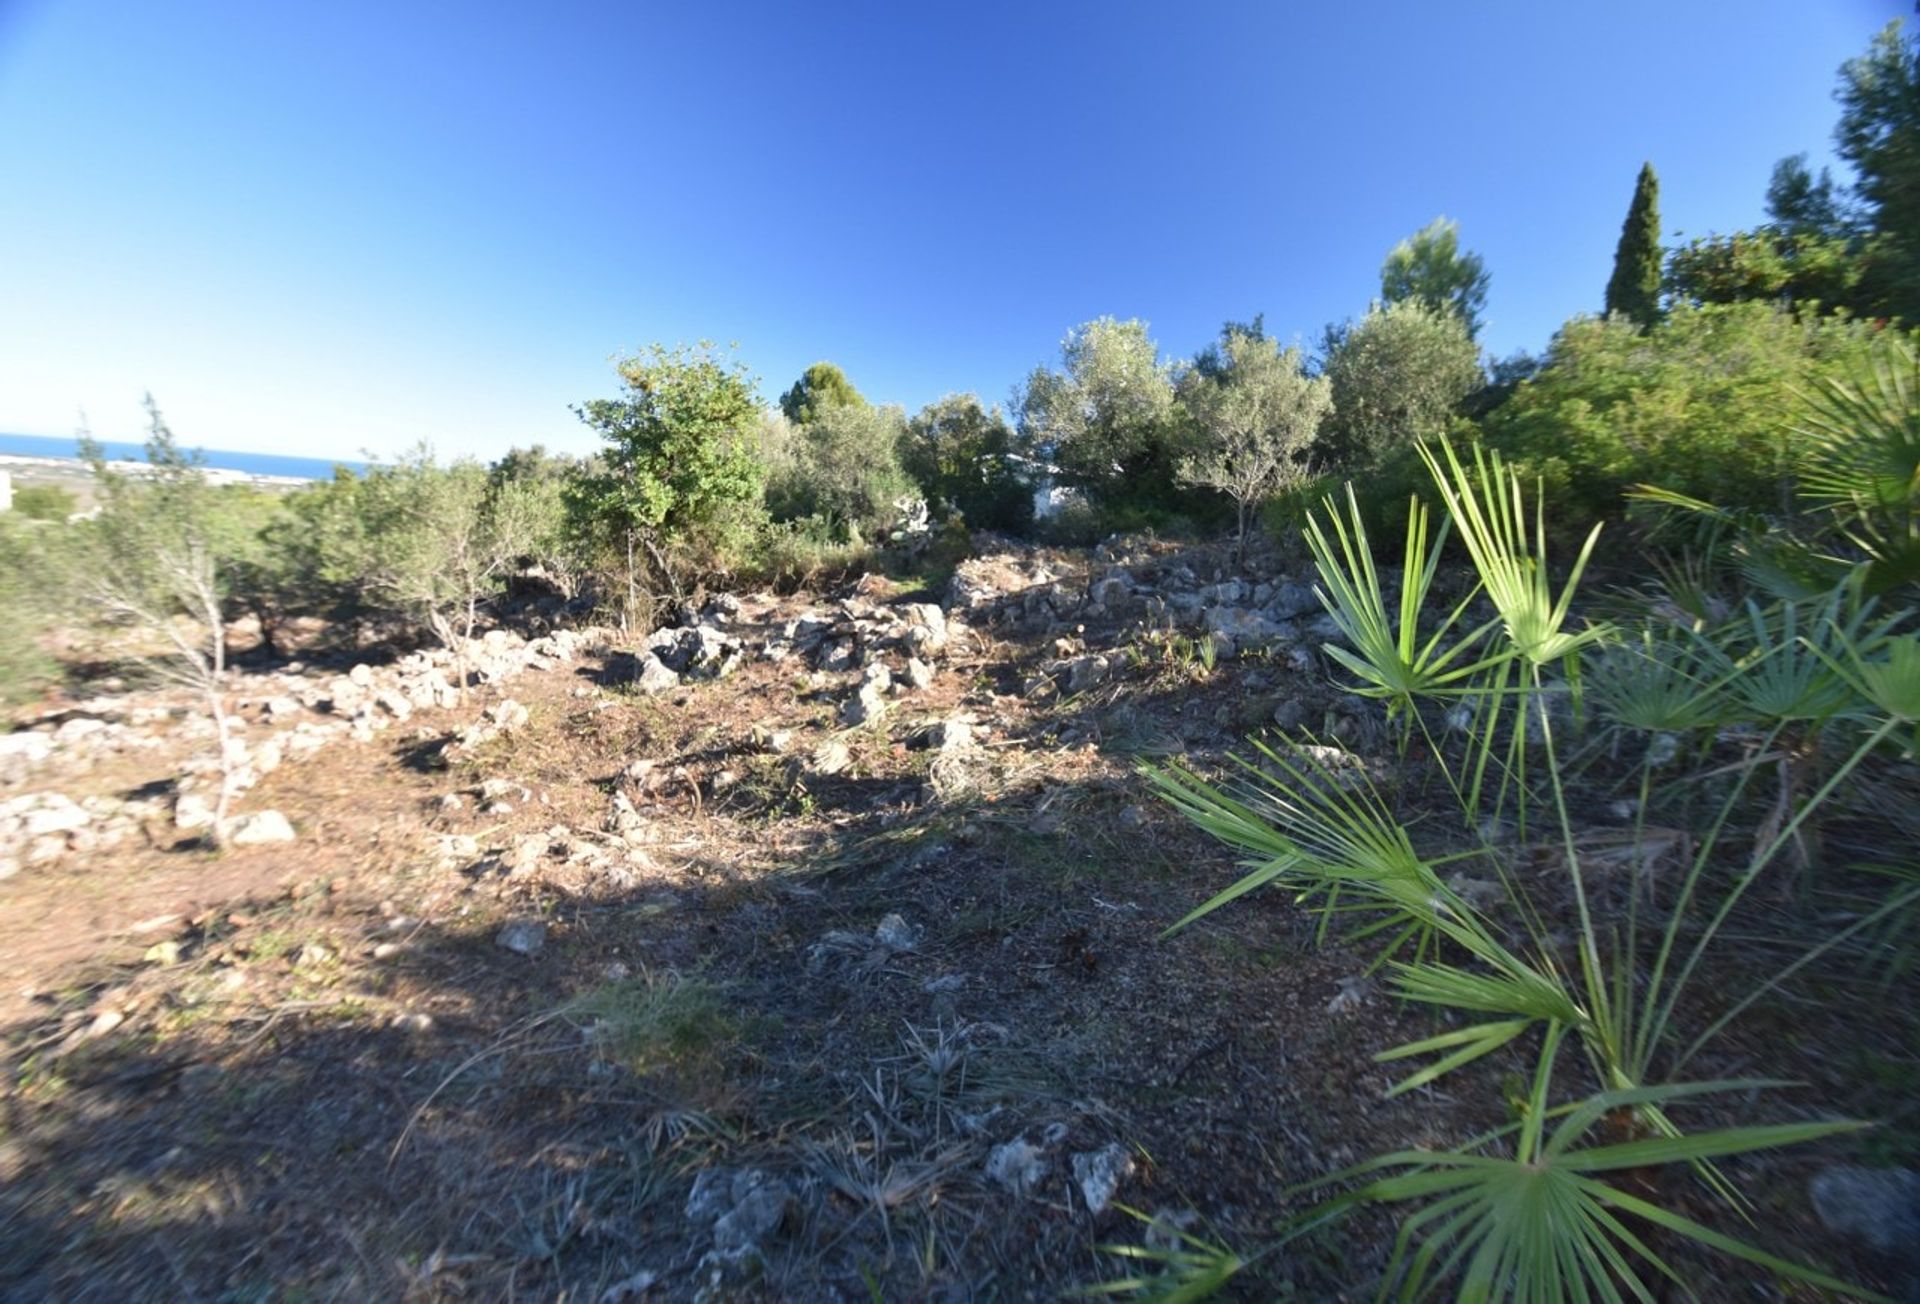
[
  {"left": 1016, "top": 317, "right": 1178, "bottom": 507},
  {"left": 352, "top": 452, "right": 503, "bottom": 704},
  {"left": 764, "top": 400, "right": 916, "bottom": 541},
  {"left": 76, "top": 400, "right": 247, "bottom": 844},
  {"left": 1177, "top": 331, "right": 1332, "bottom": 559},
  {"left": 1317, "top": 300, "right": 1483, "bottom": 470}
]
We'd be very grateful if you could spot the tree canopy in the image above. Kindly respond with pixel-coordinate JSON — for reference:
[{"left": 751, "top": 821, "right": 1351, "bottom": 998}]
[
  {"left": 1606, "top": 162, "right": 1664, "bottom": 327},
  {"left": 1380, "top": 218, "right": 1490, "bottom": 338}
]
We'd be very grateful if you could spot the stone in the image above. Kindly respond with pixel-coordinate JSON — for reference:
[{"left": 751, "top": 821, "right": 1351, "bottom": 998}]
[
  {"left": 685, "top": 1167, "right": 737, "bottom": 1224},
  {"left": 1062, "top": 654, "right": 1111, "bottom": 695},
  {"left": 374, "top": 691, "right": 414, "bottom": 723},
  {"left": 171, "top": 791, "right": 217, "bottom": 831},
  {"left": 873, "top": 913, "right": 921, "bottom": 952},
  {"left": 21, "top": 795, "right": 90, "bottom": 837},
  {"left": 900, "top": 602, "right": 950, "bottom": 656},
  {"left": 918, "top": 718, "right": 974, "bottom": 752},
  {"left": 260, "top": 695, "right": 304, "bottom": 722},
  {"left": 1071, "top": 1143, "right": 1135, "bottom": 1216},
  {"left": 495, "top": 919, "right": 547, "bottom": 956},
  {"left": 635, "top": 654, "right": 680, "bottom": 696},
  {"left": 1204, "top": 605, "right": 1286, "bottom": 647},
  {"left": 748, "top": 724, "right": 793, "bottom": 754},
  {"left": 229, "top": 810, "right": 296, "bottom": 845},
  {"left": 711, "top": 1172, "right": 794, "bottom": 1254},
  {"left": 1809, "top": 1165, "right": 1920, "bottom": 1257},
  {"left": 840, "top": 681, "right": 889, "bottom": 727},
  {"left": 1271, "top": 699, "right": 1311, "bottom": 731},
  {"left": 902, "top": 657, "right": 935, "bottom": 691},
  {"left": 986, "top": 1138, "right": 1051, "bottom": 1196},
  {"left": 1090, "top": 575, "right": 1133, "bottom": 608},
  {"left": 1270, "top": 581, "right": 1320, "bottom": 620},
  {"left": 348, "top": 663, "right": 374, "bottom": 687}
]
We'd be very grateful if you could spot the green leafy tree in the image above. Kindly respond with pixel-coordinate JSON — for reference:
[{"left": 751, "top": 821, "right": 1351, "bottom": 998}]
[
  {"left": 777, "top": 361, "right": 866, "bottom": 426},
  {"left": 352, "top": 451, "right": 509, "bottom": 703},
  {"left": 1176, "top": 329, "right": 1332, "bottom": 558},
  {"left": 764, "top": 400, "right": 916, "bottom": 541},
  {"left": 1766, "top": 153, "right": 1856, "bottom": 237},
  {"left": 1316, "top": 299, "right": 1481, "bottom": 470},
  {"left": 1606, "top": 161, "right": 1665, "bottom": 327},
  {"left": 902, "top": 393, "right": 1032, "bottom": 533},
  {"left": 1836, "top": 19, "right": 1920, "bottom": 319},
  {"left": 570, "top": 344, "right": 765, "bottom": 623},
  {"left": 0, "top": 515, "right": 64, "bottom": 704},
  {"left": 486, "top": 446, "right": 593, "bottom": 602},
  {"left": 75, "top": 399, "right": 247, "bottom": 843},
  {"left": 1016, "top": 316, "right": 1179, "bottom": 508},
  {"left": 1665, "top": 228, "right": 1868, "bottom": 313},
  {"left": 1380, "top": 218, "right": 1490, "bottom": 338}
]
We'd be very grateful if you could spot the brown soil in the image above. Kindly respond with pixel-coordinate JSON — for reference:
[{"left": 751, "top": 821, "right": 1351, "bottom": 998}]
[{"left": 1, "top": 547, "right": 1913, "bottom": 1301}]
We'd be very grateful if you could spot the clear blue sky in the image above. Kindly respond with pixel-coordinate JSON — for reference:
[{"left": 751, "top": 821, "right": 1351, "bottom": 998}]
[{"left": 0, "top": 0, "right": 1905, "bottom": 462}]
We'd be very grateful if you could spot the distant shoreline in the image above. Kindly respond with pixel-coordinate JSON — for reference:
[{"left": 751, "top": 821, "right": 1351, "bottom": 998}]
[
  {"left": 0, "top": 432, "right": 365, "bottom": 483},
  {"left": 0, "top": 451, "right": 314, "bottom": 490}
]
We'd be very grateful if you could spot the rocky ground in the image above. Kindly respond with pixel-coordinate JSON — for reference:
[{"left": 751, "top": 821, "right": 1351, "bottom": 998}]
[{"left": 2, "top": 536, "right": 1914, "bottom": 1301}]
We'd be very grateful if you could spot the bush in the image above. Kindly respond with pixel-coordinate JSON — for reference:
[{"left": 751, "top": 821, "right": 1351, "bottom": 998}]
[
  {"left": 902, "top": 394, "right": 1033, "bottom": 533},
  {"left": 1477, "top": 302, "right": 1902, "bottom": 540},
  {"left": 762, "top": 401, "right": 917, "bottom": 542},
  {"left": 8, "top": 484, "right": 76, "bottom": 521}
]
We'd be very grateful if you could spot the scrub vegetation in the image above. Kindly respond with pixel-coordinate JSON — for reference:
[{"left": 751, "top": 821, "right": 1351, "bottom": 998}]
[{"left": 3, "top": 19, "right": 1919, "bottom": 1302}]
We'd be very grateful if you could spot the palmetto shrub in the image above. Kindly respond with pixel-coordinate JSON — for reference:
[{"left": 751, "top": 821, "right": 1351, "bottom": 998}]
[{"left": 1141, "top": 436, "right": 1920, "bottom": 1300}]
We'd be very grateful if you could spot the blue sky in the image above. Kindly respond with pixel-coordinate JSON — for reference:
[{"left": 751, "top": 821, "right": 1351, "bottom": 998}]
[{"left": 0, "top": 0, "right": 1905, "bottom": 462}]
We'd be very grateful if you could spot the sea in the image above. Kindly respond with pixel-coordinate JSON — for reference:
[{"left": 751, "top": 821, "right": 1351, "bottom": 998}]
[{"left": 0, "top": 432, "right": 365, "bottom": 481}]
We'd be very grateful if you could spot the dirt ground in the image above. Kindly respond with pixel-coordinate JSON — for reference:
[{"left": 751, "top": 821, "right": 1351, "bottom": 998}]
[{"left": 2, "top": 541, "right": 1915, "bottom": 1301}]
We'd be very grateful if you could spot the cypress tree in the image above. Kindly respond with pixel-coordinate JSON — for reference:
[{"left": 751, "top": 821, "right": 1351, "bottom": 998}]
[{"left": 1605, "top": 162, "right": 1664, "bottom": 327}]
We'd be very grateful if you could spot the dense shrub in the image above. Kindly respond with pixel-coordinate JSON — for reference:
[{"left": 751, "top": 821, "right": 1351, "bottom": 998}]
[
  {"left": 8, "top": 484, "right": 77, "bottom": 521},
  {"left": 762, "top": 401, "right": 916, "bottom": 542},
  {"left": 1315, "top": 299, "right": 1482, "bottom": 471},
  {"left": 901, "top": 394, "right": 1032, "bottom": 533},
  {"left": 1477, "top": 302, "right": 1904, "bottom": 539}
]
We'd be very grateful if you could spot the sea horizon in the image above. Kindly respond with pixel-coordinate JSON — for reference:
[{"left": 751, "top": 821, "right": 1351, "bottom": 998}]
[{"left": 0, "top": 431, "right": 365, "bottom": 481}]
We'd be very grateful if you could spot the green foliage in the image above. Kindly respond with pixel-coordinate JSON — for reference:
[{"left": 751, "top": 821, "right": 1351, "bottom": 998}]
[
  {"left": 1606, "top": 162, "right": 1664, "bottom": 328},
  {"left": 8, "top": 484, "right": 76, "bottom": 521},
  {"left": 485, "top": 445, "right": 592, "bottom": 598},
  {"left": 902, "top": 393, "right": 1033, "bottom": 533},
  {"left": 777, "top": 360, "right": 867, "bottom": 426},
  {"left": 1018, "top": 317, "right": 1183, "bottom": 509},
  {"left": 0, "top": 517, "right": 62, "bottom": 704},
  {"left": 1478, "top": 302, "right": 1898, "bottom": 540},
  {"left": 1146, "top": 438, "right": 1909, "bottom": 1298},
  {"left": 1632, "top": 333, "right": 1920, "bottom": 599},
  {"left": 1316, "top": 300, "right": 1482, "bottom": 472},
  {"left": 1380, "top": 218, "right": 1490, "bottom": 339},
  {"left": 1766, "top": 153, "right": 1857, "bottom": 237},
  {"left": 1176, "top": 329, "right": 1331, "bottom": 555},
  {"left": 350, "top": 452, "right": 499, "bottom": 659},
  {"left": 1665, "top": 228, "right": 1869, "bottom": 313},
  {"left": 572, "top": 344, "right": 764, "bottom": 540},
  {"left": 763, "top": 400, "right": 917, "bottom": 542},
  {"left": 1836, "top": 19, "right": 1920, "bottom": 320},
  {"left": 570, "top": 343, "right": 766, "bottom": 615}
]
